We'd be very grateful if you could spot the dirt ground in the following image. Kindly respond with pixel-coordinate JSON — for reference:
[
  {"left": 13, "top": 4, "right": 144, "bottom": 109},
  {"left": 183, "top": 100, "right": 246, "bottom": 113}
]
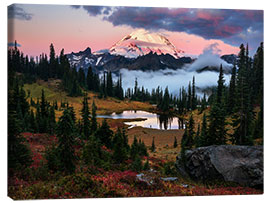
[{"left": 126, "top": 126, "right": 184, "bottom": 161}]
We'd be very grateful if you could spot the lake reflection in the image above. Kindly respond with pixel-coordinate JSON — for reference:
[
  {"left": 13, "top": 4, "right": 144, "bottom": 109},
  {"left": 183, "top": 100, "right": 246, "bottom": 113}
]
[{"left": 97, "top": 110, "right": 185, "bottom": 130}]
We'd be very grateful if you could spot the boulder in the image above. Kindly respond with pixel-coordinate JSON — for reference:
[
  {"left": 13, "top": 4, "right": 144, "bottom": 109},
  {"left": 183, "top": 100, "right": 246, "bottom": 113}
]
[{"left": 175, "top": 145, "right": 263, "bottom": 188}]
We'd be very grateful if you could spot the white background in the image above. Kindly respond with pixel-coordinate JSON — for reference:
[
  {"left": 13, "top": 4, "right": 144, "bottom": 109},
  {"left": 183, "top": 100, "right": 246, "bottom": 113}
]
[{"left": 0, "top": 0, "right": 268, "bottom": 203}]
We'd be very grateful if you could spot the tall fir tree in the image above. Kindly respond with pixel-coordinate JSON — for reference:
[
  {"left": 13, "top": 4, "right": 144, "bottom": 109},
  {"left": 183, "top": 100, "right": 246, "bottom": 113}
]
[
  {"left": 81, "top": 93, "right": 91, "bottom": 139},
  {"left": 231, "top": 44, "right": 254, "bottom": 145},
  {"left": 199, "top": 113, "right": 208, "bottom": 147},
  {"left": 113, "top": 128, "right": 128, "bottom": 163},
  {"left": 106, "top": 71, "right": 113, "bottom": 97},
  {"left": 207, "top": 65, "right": 227, "bottom": 145},
  {"left": 91, "top": 100, "right": 98, "bottom": 133},
  {"left": 86, "top": 66, "right": 94, "bottom": 91},
  {"left": 95, "top": 119, "right": 113, "bottom": 149},
  {"left": 187, "top": 81, "right": 192, "bottom": 111},
  {"left": 227, "top": 63, "right": 237, "bottom": 114},
  {"left": 56, "top": 109, "right": 77, "bottom": 173},
  {"left": 191, "top": 76, "right": 196, "bottom": 110}
]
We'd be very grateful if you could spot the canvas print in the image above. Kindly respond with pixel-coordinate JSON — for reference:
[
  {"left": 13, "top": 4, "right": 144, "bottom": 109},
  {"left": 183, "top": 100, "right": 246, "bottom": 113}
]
[{"left": 7, "top": 3, "right": 263, "bottom": 200}]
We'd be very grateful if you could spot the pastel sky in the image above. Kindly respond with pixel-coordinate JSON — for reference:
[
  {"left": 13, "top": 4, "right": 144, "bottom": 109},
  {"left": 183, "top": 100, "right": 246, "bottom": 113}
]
[{"left": 8, "top": 4, "right": 263, "bottom": 57}]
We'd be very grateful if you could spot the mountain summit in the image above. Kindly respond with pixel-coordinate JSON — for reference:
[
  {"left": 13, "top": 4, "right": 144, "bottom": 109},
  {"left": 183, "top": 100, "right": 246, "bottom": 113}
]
[{"left": 109, "top": 29, "right": 184, "bottom": 58}]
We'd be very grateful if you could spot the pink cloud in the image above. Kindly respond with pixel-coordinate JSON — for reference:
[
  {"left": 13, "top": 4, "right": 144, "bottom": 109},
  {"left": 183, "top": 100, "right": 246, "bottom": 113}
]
[{"left": 166, "top": 31, "right": 239, "bottom": 56}]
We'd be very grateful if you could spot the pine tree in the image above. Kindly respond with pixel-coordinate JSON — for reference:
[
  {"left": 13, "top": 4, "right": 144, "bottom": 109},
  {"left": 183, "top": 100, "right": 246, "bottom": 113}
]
[
  {"left": 180, "top": 127, "right": 188, "bottom": 163},
  {"left": 194, "top": 123, "right": 201, "bottom": 147},
  {"left": 227, "top": 64, "right": 237, "bottom": 114},
  {"left": 102, "top": 72, "right": 107, "bottom": 98},
  {"left": 161, "top": 86, "right": 170, "bottom": 111},
  {"left": 231, "top": 44, "right": 254, "bottom": 145},
  {"left": 106, "top": 71, "right": 113, "bottom": 97},
  {"left": 130, "top": 136, "right": 139, "bottom": 160},
  {"left": 199, "top": 113, "right": 208, "bottom": 147},
  {"left": 207, "top": 65, "right": 227, "bottom": 145},
  {"left": 150, "top": 136, "right": 156, "bottom": 152},
  {"left": 49, "top": 43, "right": 57, "bottom": 78},
  {"left": 187, "top": 81, "right": 192, "bottom": 111},
  {"left": 134, "top": 77, "right": 138, "bottom": 100},
  {"left": 82, "top": 135, "right": 102, "bottom": 167},
  {"left": 91, "top": 100, "right": 98, "bottom": 133},
  {"left": 185, "top": 114, "right": 195, "bottom": 148},
  {"left": 143, "top": 159, "right": 150, "bottom": 170},
  {"left": 95, "top": 119, "right": 113, "bottom": 149},
  {"left": 191, "top": 76, "right": 196, "bottom": 110},
  {"left": 200, "top": 93, "right": 207, "bottom": 113},
  {"left": 131, "top": 154, "right": 142, "bottom": 172},
  {"left": 29, "top": 109, "right": 37, "bottom": 132},
  {"left": 8, "top": 111, "right": 32, "bottom": 173},
  {"left": 86, "top": 66, "right": 93, "bottom": 91},
  {"left": 81, "top": 93, "right": 91, "bottom": 139},
  {"left": 173, "top": 136, "right": 178, "bottom": 148},
  {"left": 253, "top": 42, "right": 263, "bottom": 105},
  {"left": 48, "top": 106, "right": 56, "bottom": 134},
  {"left": 78, "top": 67, "right": 86, "bottom": 88},
  {"left": 56, "top": 108, "right": 77, "bottom": 173},
  {"left": 253, "top": 100, "right": 263, "bottom": 140},
  {"left": 113, "top": 128, "right": 128, "bottom": 163},
  {"left": 115, "top": 74, "right": 124, "bottom": 100}
]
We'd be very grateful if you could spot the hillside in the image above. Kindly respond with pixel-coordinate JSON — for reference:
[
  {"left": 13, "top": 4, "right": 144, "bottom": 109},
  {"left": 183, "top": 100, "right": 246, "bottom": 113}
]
[{"left": 24, "top": 79, "right": 154, "bottom": 118}]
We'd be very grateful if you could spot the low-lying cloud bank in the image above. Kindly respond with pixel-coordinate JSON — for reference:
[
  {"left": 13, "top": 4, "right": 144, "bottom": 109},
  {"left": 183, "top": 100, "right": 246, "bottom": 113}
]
[
  {"left": 120, "top": 68, "right": 231, "bottom": 96},
  {"left": 186, "top": 43, "right": 233, "bottom": 72},
  {"left": 119, "top": 44, "right": 232, "bottom": 97}
]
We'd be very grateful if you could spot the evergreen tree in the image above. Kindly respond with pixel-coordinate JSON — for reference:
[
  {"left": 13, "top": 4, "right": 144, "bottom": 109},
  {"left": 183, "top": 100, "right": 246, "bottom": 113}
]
[
  {"left": 86, "top": 66, "right": 93, "bottom": 91},
  {"left": 200, "top": 93, "right": 207, "bottom": 113},
  {"left": 134, "top": 77, "right": 138, "bottom": 100},
  {"left": 130, "top": 136, "right": 139, "bottom": 160},
  {"left": 106, "top": 71, "right": 113, "bottom": 97},
  {"left": 91, "top": 100, "right": 98, "bottom": 133},
  {"left": 78, "top": 67, "right": 86, "bottom": 88},
  {"left": 194, "top": 123, "right": 201, "bottom": 147},
  {"left": 81, "top": 93, "right": 91, "bottom": 139},
  {"left": 115, "top": 74, "right": 124, "bottom": 100},
  {"left": 150, "top": 136, "right": 156, "bottom": 152},
  {"left": 137, "top": 139, "right": 148, "bottom": 157},
  {"left": 48, "top": 106, "right": 56, "bottom": 134},
  {"left": 173, "top": 136, "right": 178, "bottom": 148},
  {"left": 102, "top": 72, "right": 107, "bottom": 98},
  {"left": 207, "top": 65, "right": 227, "bottom": 145},
  {"left": 185, "top": 114, "right": 195, "bottom": 148},
  {"left": 253, "top": 100, "right": 263, "bottom": 140},
  {"left": 252, "top": 42, "right": 263, "bottom": 105},
  {"left": 56, "top": 109, "right": 77, "bottom": 173},
  {"left": 161, "top": 86, "right": 170, "bottom": 111},
  {"left": 82, "top": 135, "right": 103, "bottom": 167},
  {"left": 187, "top": 81, "right": 192, "bottom": 111},
  {"left": 180, "top": 127, "right": 188, "bottom": 163},
  {"left": 131, "top": 154, "right": 142, "bottom": 172},
  {"left": 191, "top": 76, "right": 196, "bottom": 110},
  {"left": 199, "top": 113, "right": 208, "bottom": 147},
  {"left": 8, "top": 111, "right": 32, "bottom": 173},
  {"left": 231, "top": 44, "right": 254, "bottom": 145},
  {"left": 29, "top": 109, "right": 37, "bottom": 132},
  {"left": 69, "top": 78, "right": 82, "bottom": 97},
  {"left": 227, "top": 64, "right": 237, "bottom": 114},
  {"left": 95, "top": 119, "right": 113, "bottom": 149},
  {"left": 49, "top": 43, "right": 57, "bottom": 78},
  {"left": 143, "top": 159, "right": 150, "bottom": 171},
  {"left": 113, "top": 128, "right": 128, "bottom": 163}
]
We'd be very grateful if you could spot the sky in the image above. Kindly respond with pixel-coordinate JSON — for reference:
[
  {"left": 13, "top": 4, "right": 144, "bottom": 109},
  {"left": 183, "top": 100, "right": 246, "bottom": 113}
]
[{"left": 8, "top": 4, "right": 263, "bottom": 58}]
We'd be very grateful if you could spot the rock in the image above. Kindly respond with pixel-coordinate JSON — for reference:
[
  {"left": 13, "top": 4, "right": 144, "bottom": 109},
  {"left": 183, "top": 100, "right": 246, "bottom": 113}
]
[
  {"left": 175, "top": 145, "right": 263, "bottom": 188},
  {"left": 136, "top": 173, "right": 155, "bottom": 186},
  {"left": 160, "top": 177, "right": 178, "bottom": 182}
]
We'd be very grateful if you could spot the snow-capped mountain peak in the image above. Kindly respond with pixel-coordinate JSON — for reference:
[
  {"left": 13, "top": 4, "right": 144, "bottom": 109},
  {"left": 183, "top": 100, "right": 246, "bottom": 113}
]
[{"left": 109, "top": 29, "right": 184, "bottom": 58}]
